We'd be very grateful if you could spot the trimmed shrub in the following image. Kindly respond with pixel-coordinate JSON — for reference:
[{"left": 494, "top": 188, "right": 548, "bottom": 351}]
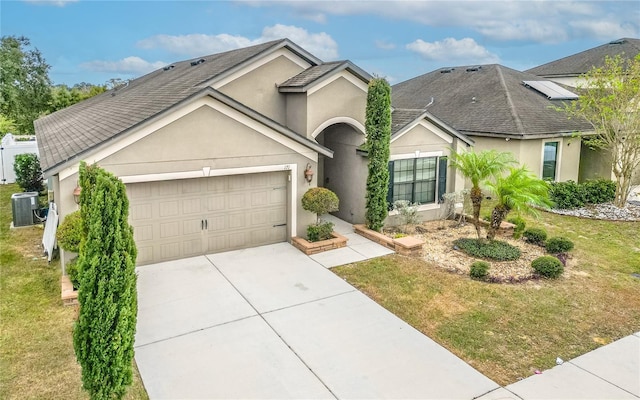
[
  {"left": 393, "top": 200, "right": 420, "bottom": 227},
  {"left": 507, "top": 216, "right": 526, "bottom": 239},
  {"left": 546, "top": 236, "right": 575, "bottom": 254},
  {"left": 13, "top": 153, "right": 44, "bottom": 193},
  {"left": 549, "top": 180, "right": 586, "bottom": 209},
  {"left": 454, "top": 238, "right": 521, "bottom": 261},
  {"left": 307, "top": 221, "right": 334, "bottom": 242},
  {"left": 583, "top": 179, "right": 616, "bottom": 204},
  {"left": 532, "top": 256, "right": 564, "bottom": 278},
  {"left": 302, "top": 187, "right": 339, "bottom": 222},
  {"left": 523, "top": 228, "right": 547, "bottom": 246},
  {"left": 470, "top": 261, "right": 490, "bottom": 280},
  {"left": 56, "top": 211, "right": 83, "bottom": 253}
]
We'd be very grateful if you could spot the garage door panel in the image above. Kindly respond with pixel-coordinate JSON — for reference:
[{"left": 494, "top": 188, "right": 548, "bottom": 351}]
[{"left": 128, "top": 171, "right": 288, "bottom": 265}]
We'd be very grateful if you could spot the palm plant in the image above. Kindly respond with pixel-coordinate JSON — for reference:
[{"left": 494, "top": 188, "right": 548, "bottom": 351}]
[
  {"left": 450, "top": 150, "right": 515, "bottom": 238},
  {"left": 485, "top": 166, "right": 552, "bottom": 240}
]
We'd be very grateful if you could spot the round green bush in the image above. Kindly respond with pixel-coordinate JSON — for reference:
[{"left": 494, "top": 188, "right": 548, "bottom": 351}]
[
  {"left": 470, "top": 261, "right": 490, "bottom": 280},
  {"left": 306, "top": 221, "right": 334, "bottom": 242},
  {"left": 532, "top": 256, "right": 564, "bottom": 278},
  {"left": 523, "top": 228, "right": 547, "bottom": 246},
  {"left": 301, "top": 187, "right": 339, "bottom": 219},
  {"left": 56, "top": 211, "right": 83, "bottom": 253},
  {"left": 546, "top": 236, "right": 575, "bottom": 254},
  {"left": 454, "top": 238, "right": 521, "bottom": 261}
]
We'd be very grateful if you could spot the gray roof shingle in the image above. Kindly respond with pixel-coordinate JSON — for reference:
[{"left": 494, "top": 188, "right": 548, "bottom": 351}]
[
  {"left": 35, "top": 39, "right": 325, "bottom": 175},
  {"left": 526, "top": 38, "right": 640, "bottom": 77},
  {"left": 392, "top": 64, "right": 592, "bottom": 138},
  {"left": 278, "top": 60, "right": 371, "bottom": 92}
]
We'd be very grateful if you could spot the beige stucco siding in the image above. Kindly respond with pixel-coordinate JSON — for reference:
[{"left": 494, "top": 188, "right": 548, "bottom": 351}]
[
  {"left": 59, "top": 104, "right": 318, "bottom": 240},
  {"left": 471, "top": 136, "right": 581, "bottom": 182},
  {"left": 306, "top": 76, "right": 367, "bottom": 139},
  {"left": 391, "top": 123, "right": 452, "bottom": 155},
  {"left": 218, "top": 55, "right": 305, "bottom": 126},
  {"left": 285, "top": 93, "right": 308, "bottom": 136}
]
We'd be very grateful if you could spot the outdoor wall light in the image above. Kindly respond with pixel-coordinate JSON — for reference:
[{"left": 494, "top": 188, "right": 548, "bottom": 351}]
[
  {"left": 73, "top": 185, "right": 82, "bottom": 204},
  {"left": 304, "top": 163, "right": 314, "bottom": 184}
]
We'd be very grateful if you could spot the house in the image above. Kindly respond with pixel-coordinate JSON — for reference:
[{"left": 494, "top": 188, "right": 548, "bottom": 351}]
[
  {"left": 526, "top": 37, "right": 640, "bottom": 183},
  {"left": 392, "top": 64, "right": 594, "bottom": 183},
  {"left": 35, "top": 39, "right": 470, "bottom": 266},
  {"left": 525, "top": 38, "right": 640, "bottom": 88}
]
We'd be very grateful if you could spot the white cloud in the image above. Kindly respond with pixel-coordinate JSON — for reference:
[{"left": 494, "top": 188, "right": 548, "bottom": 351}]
[
  {"left": 137, "top": 34, "right": 253, "bottom": 57},
  {"left": 375, "top": 40, "right": 396, "bottom": 50},
  {"left": 80, "top": 57, "right": 166, "bottom": 74},
  {"left": 260, "top": 24, "right": 338, "bottom": 59},
  {"left": 241, "top": 1, "right": 639, "bottom": 44},
  {"left": 406, "top": 38, "right": 500, "bottom": 64},
  {"left": 569, "top": 20, "right": 639, "bottom": 41},
  {"left": 136, "top": 24, "right": 338, "bottom": 60},
  {"left": 23, "top": 0, "right": 77, "bottom": 6}
]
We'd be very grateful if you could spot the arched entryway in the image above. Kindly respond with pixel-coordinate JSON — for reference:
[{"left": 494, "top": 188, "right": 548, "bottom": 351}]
[{"left": 314, "top": 122, "right": 367, "bottom": 224}]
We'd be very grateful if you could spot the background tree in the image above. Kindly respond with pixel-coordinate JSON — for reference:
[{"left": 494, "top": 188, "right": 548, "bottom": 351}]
[
  {"left": 559, "top": 54, "right": 640, "bottom": 207},
  {"left": 364, "top": 77, "right": 392, "bottom": 232},
  {"left": 13, "top": 153, "right": 44, "bottom": 193},
  {"left": 73, "top": 163, "right": 137, "bottom": 400},
  {"left": 0, "top": 36, "right": 52, "bottom": 134},
  {"left": 0, "top": 114, "right": 17, "bottom": 139},
  {"left": 485, "top": 166, "right": 552, "bottom": 240},
  {"left": 48, "top": 83, "right": 107, "bottom": 114},
  {"left": 450, "top": 149, "right": 515, "bottom": 238}
]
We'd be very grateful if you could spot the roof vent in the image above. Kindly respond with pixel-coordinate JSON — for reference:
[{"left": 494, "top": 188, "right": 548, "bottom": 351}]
[
  {"left": 440, "top": 68, "right": 455, "bottom": 73},
  {"left": 190, "top": 58, "right": 206, "bottom": 66},
  {"left": 608, "top": 39, "right": 626, "bottom": 45},
  {"left": 466, "top": 66, "right": 481, "bottom": 72},
  {"left": 163, "top": 65, "right": 175, "bottom": 71}
]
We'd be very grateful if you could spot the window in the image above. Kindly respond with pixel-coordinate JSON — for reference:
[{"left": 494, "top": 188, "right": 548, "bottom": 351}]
[
  {"left": 542, "top": 142, "right": 559, "bottom": 181},
  {"left": 388, "top": 156, "right": 447, "bottom": 205}
]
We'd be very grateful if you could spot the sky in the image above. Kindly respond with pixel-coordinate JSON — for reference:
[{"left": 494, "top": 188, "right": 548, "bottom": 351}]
[{"left": 2, "top": 0, "right": 639, "bottom": 86}]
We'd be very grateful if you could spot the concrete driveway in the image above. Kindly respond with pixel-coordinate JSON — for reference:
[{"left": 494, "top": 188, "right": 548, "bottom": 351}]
[{"left": 135, "top": 242, "right": 499, "bottom": 399}]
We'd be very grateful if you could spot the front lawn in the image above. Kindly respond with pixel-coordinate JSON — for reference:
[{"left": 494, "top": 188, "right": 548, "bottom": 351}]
[
  {"left": 334, "top": 211, "right": 640, "bottom": 386},
  {"left": 0, "top": 184, "right": 148, "bottom": 399}
]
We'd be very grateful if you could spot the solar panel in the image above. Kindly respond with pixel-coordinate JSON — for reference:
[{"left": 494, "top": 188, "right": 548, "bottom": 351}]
[{"left": 522, "top": 81, "right": 579, "bottom": 100}]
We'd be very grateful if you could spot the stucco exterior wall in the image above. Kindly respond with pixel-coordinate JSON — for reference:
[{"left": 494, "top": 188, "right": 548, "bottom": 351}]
[
  {"left": 285, "top": 93, "right": 308, "bottom": 136},
  {"left": 471, "top": 136, "right": 581, "bottom": 182},
  {"left": 58, "top": 104, "right": 318, "bottom": 241},
  {"left": 218, "top": 55, "right": 305, "bottom": 126},
  {"left": 579, "top": 143, "right": 614, "bottom": 182},
  {"left": 306, "top": 76, "right": 367, "bottom": 139},
  {"left": 320, "top": 124, "right": 367, "bottom": 224}
]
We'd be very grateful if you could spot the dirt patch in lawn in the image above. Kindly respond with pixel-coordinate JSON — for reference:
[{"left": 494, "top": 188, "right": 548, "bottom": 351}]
[{"left": 385, "top": 220, "right": 567, "bottom": 283}]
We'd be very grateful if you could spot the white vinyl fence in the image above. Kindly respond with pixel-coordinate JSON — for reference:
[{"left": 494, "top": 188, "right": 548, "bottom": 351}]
[{"left": 1, "top": 134, "right": 39, "bottom": 184}]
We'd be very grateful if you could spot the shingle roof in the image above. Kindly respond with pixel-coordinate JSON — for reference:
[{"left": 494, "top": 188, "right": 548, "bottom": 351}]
[
  {"left": 35, "top": 39, "right": 324, "bottom": 175},
  {"left": 277, "top": 60, "right": 371, "bottom": 92},
  {"left": 526, "top": 38, "right": 640, "bottom": 77},
  {"left": 392, "top": 64, "right": 592, "bottom": 138}
]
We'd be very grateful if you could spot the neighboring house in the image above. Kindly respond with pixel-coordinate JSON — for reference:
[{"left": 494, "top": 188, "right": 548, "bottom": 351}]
[
  {"left": 525, "top": 38, "right": 640, "bottom": 88},
  {"left": 526, "top": 37, "right": 640, "bottom": 183},
  {"left": 35, "top": 39, "right": 469, "bottom": 266},
  {"left": 392, "top": 64, "right": 594, "bottom": 183}
]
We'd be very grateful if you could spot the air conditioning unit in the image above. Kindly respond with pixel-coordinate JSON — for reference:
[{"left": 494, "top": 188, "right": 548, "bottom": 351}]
[{"left": 11, "top": 192, "right": 39, "bottom": 227}]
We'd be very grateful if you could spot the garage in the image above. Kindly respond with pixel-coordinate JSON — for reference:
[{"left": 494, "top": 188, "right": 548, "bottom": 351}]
[{"left": 127, "top": 171, "right": 288, "bottom": 265}]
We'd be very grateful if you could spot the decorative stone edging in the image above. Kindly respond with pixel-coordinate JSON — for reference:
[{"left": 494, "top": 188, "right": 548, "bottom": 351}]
[
  {"left": 353, "top": 224, "right": 424, "bottom": 256},
  {"left": 61, "top": 275, "right": 78, "bottom": 306},
  {"left": 291, "top": 232, "right": 348, "bottom": 255}
]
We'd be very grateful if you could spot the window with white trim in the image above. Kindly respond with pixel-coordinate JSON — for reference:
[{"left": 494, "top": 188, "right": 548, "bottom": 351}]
[{"left": 387, "top": 156, "right": 447, "bottom": 205}]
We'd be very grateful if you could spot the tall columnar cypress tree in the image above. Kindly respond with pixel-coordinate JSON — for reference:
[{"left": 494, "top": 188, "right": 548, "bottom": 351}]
[
  {"left": 73, "top": 164, "right": 137, "bottom": 400},
  {"left": 365, "top": 77, "right": 391, "bottom": 231}
]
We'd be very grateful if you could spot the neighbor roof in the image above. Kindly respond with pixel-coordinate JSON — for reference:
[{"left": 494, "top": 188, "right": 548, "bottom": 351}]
[
  {"left": 526, "top": 38, "right": 640, "bottom": 77},
  {"left": 35, "top": 39, "right": 327, "bottom": 176},
  {"left": 392, "top": 64, "right": 592, "bottom": 139}
]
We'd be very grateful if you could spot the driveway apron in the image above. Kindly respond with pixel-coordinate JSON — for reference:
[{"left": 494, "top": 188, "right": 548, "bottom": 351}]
[{"left": 135, "top": 242, "right": 499, "bottom": 399}]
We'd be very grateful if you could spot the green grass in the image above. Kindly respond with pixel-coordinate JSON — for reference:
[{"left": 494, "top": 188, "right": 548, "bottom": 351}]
[
  {"left": 334, "top": 206, "right": 640, "bottom": 385},
  {"left": 0, "top": 184, "right": 148, "bottom": 400}
]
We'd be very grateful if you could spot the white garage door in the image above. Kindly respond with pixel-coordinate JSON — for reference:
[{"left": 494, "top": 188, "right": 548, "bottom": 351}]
[{"left": 127, "top": 171, "right": 288, "bottom": 265}]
